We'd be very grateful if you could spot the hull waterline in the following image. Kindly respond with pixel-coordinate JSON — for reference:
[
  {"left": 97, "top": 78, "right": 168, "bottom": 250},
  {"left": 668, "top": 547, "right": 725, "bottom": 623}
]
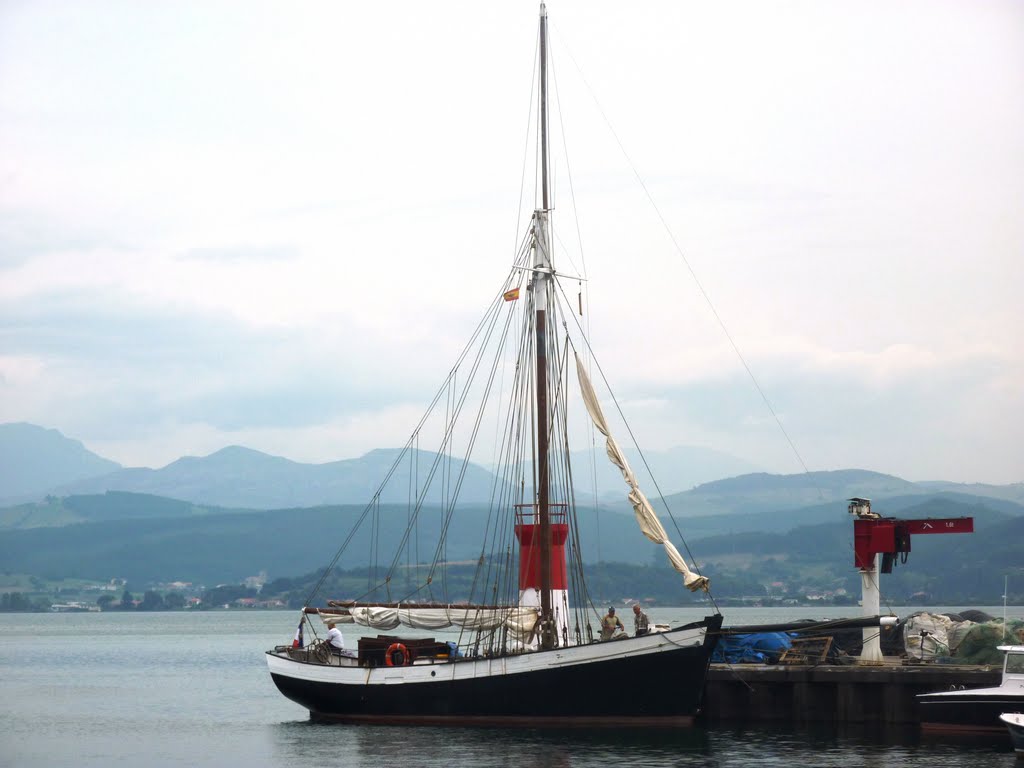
[
  {"left": 268, "top": 615, "right": 721, "bottom": 726},
  {"left": 919, "top": 692, "right": 1024, "bottom": 733}
]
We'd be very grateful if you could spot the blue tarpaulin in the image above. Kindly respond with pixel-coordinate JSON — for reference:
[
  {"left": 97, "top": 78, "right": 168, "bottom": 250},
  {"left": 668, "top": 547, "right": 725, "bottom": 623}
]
[{"left": 711, "top": 632, "right": 793, "bottom": 663}]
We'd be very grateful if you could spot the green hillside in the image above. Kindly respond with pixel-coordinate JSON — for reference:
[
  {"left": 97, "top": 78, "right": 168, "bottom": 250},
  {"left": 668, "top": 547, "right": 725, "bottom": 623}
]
[
  {"left": 0, "top": 492, "right": 248, "bottom": 529},
  {"left": 662, "top": 469, "right": 923, "bottom": 517},
  {"left": 0, "top": 487, "right": 1019, "bottom": 606}
]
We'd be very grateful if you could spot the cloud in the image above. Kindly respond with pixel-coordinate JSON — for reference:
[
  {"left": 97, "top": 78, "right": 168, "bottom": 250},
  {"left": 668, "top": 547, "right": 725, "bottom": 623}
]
[
  {"left": 176, "top": 245, "right": 299, "bottom": 263},
  {"left": 611, "top": 353, "right": 1024, "bottom": 484},
  {"left": 0, "top": 0, "right": 1021, "bottom": 484}
]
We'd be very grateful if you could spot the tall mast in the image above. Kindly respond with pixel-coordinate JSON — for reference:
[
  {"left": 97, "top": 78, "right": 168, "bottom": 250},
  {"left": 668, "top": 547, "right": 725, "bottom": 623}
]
[
  {"left": 534, "top": 2, "right": 554, "bottom": 650},
  {"left": 539, "top": 3, "right": 551, "bottom": 211}
]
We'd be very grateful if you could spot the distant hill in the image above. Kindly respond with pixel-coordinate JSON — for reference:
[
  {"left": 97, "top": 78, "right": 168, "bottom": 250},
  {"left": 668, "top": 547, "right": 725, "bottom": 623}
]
[
  {"left": 47, "top": 446, "right": 498, "bottom": 509},
  {"left": 917, "top": 480, "right": 1024, "bottom": 506},
  {"left": 661, "top": 469, "right": 923, "bottom": 518},
  {"left": 0, "top": 423, "right": 121, "bottom": 501},
  {"left": 5, "top": 422, "right": 1020, "bottom": 522},
  {"left": 570, "top": 444, "right": 762, "bottom": 499},
  {"left": 1, "top": 482, "right": 1020, "bottom": 595},
  {"left": 0, "top": 491, "right": 251, "bottom": 529},
  {"left": 0, "top": 502, "right": 530, "bottom": 585},
  {"left": 1, "top": 421, "right": 770, "bottom": 509},
  {"left": 692, "top": 497, "right": 1024, "bottom": 604},
  {"left": 657, "top": 489, "right": 1024, "bottom": 542},
  {"left": 2, "top": 422, "right": 1021, "bottom": 601}
]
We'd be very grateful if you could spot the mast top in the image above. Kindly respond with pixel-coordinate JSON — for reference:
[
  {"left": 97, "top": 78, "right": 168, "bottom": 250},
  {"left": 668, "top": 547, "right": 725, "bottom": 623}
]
[{"left": 538, "top": 1, "right": 551, "bottom": 213}]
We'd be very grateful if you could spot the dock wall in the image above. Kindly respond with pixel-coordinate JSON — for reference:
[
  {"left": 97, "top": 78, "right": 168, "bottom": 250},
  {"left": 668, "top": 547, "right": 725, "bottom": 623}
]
[{"left": 702, "top": 664, "right": 1001, "bottom": 724}]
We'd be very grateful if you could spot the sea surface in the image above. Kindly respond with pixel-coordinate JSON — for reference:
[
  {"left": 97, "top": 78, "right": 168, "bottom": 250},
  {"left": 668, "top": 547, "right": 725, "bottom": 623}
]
[{"left": 1, "top": 606, "right": 1021, "bottom": 768}]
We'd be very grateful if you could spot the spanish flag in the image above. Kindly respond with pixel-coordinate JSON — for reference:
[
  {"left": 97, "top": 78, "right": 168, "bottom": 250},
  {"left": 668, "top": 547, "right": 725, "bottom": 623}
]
[{"left": 503, "top": 287, "right": 521, "bottom": 302}]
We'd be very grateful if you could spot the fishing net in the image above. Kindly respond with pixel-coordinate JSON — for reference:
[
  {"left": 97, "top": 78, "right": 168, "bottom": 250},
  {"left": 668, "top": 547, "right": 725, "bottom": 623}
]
[{"left": 954, "top": 619, "right": 1024, "bottom": 665}]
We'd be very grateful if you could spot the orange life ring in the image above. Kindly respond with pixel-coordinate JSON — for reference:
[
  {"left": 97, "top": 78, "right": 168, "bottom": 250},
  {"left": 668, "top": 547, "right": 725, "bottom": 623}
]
[{"left": 385, "top": 642, "right": 410, "bottom": 667}]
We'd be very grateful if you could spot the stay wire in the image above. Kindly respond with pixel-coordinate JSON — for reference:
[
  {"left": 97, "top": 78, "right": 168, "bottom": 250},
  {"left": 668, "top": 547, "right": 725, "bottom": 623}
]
[
  {"left": 553, "top": 23, "right": 821, "bottom": 499},
  {"left": 549, "top": 36, "right": 604, "bottom": 564},
  {"left": 553, "top": 279, "right": 719, "bottom": 614},
  {"left": 302, "top": 266, "right": 529, "bottom": 607}
]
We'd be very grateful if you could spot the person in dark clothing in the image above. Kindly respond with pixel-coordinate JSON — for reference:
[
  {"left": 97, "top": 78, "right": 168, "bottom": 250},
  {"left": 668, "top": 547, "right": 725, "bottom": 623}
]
[{"left": 632, "top": 604, "right": 650, "bottom": 636}]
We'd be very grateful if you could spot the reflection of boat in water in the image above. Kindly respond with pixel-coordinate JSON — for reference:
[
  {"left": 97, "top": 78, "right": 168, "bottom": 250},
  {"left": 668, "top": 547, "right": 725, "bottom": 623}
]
[
  {"left": 265, "top": 3, "right": 721, "bottom": 726},
  {"left": 918, "top": 645, "right": 1024, "bottom": 732},
  {"left": 1001, "top": 712, "right": 1024, "bottom": 756},
  {"left": 271, "top": 719, "right": 712, "bottom": 767}
]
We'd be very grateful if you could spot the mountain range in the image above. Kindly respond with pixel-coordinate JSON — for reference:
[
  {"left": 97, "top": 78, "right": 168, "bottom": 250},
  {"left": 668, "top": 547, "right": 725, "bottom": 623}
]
[
  {"left": 1, "top": 422, "right": 1021, "bottom": 601},
  {"left": 0, "top": 422, "right": 762, "bottom": 509},
  {"left": 1, "top": 488, "right": 1020, "bottom": 603},
  {"left": 5, "top": 422, "right": 1022, "bottom": 515},
  {"left": 0, "top": 423, "right": 121, "bottom": 500}
]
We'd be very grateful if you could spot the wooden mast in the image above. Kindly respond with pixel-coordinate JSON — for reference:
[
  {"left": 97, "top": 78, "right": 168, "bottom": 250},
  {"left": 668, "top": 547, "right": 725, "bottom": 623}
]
[{"left": 535, "top": 2, "right": 554, "bottom": 650}]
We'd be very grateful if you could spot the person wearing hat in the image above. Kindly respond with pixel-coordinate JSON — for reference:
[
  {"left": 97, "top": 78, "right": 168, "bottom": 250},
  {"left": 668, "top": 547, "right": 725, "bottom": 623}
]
[
  {"left": 600, "top": 606, "right": 626, "bottom": 641},
  {"left": 325, "top": 618, "right": 347, "bottom": 654}
]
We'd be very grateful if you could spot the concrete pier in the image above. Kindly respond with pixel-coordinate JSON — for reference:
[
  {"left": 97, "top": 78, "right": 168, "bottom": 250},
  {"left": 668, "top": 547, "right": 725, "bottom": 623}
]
[{"left": 702, "top": 663, "right": 1001, "bottom": 724}]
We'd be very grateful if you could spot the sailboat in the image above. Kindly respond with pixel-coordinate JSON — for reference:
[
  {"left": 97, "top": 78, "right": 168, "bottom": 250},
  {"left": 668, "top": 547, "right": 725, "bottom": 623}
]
[{"left": 265, "top": 4, "right": 722, "bottom": 726}]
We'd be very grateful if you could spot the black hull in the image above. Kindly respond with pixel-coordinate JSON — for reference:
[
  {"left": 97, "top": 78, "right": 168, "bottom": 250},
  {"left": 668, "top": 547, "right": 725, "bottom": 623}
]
[
  {"left": 919, "top": 693, "right": 1024, "bottom": 733},
  {"left": 269, "top": 615, "right": 721, "bottom": 726}
]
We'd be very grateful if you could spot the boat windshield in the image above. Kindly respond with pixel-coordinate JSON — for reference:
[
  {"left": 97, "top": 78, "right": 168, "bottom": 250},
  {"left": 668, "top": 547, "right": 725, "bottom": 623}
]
[{"left": 1006, "top": 653, "right": 1024, "bottom": 675}]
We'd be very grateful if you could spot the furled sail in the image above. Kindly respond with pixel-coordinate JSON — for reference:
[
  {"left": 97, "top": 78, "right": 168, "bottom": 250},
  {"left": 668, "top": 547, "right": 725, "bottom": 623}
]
[
  {"left": 320, "top": 605, "right": 539, "bottom": 642},
  {"left": 575, "top": 353, "right": 710, "bottom": 592}
]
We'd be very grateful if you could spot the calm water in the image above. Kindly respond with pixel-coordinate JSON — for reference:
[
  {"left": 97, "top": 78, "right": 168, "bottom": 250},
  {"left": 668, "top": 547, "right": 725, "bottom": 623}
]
[{"left": 1, "top": 607, "right": 1021, "bottom": 768}]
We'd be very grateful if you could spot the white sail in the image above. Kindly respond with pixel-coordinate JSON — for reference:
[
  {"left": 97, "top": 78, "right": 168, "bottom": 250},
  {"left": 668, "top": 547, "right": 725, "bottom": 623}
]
[
  {"left": 322, "top": 605, "right": 540, "bottom": 642},
  {"left": 575, "top": 353, "right": 709, "bottom": 592}
]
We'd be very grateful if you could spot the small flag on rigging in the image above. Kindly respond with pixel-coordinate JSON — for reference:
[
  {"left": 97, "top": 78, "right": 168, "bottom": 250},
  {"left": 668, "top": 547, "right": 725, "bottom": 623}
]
[
  {"left": 503, "top": 287, "right": 521, "bottom": 302},
  {"left": 292, "top": 616, "right": 304, "bottom": 649}
]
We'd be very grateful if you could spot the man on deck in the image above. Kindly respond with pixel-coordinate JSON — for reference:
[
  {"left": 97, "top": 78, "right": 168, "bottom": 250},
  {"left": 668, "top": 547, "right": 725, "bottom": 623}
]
[
  {"left": 325, "top": 619, "right": 347, "bottom": 654},
  {"left": 632, "top": 604, "right": 650, "bottom": 636},
  {"left": 601, "top": 606, "right": 626, "bottom": 640}
]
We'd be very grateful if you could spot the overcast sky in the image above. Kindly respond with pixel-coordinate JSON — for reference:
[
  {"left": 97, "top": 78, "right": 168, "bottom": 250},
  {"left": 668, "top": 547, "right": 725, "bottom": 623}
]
[{"left": 1, "top": 0, "right": 1021, "bottom": 484}]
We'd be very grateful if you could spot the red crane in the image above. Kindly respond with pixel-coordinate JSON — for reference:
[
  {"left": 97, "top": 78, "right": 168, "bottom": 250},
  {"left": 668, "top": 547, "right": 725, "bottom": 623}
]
[{"left": 847, "top": 498, "right": 973, "bottom": 662}]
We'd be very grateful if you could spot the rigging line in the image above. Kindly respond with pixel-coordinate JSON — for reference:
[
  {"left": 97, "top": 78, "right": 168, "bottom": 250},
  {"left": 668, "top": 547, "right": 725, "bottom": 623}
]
[
  {"left": 554, "top": 28, "right": 820, "bottom": 497},
  {"left": 487, "top": 291, "right": 515, "bottom": 487},
  {"left": 442, "top": 369, "right": 456, "bottom": 602},
  {"left": 460, "top": 307, "right": 525, "bottom": 610},
  {"left": 406, "top": 440, "right": 413, "bottom": 574},
  {"left": 483, "top": 231, "right": 536, "bottom": 493},
  {"left": 512, "top": 31, "right": 540, "bottom": 259},
  {"left": 414, "top": 292, "right": 520, "bottom": 585},
  {"left": 302, "top": 489, "right": 382, "bottom": 605},
  {"left": 414, "top": 434, "right": 420, "bottom": 572},
  {"left": 369, "top": 498, "right": 378, "bottom": 595},
  {"left": 549, "top": 34, "right": 588, "bottom": 283},
  {"left": 389, "top": 270, "right": 525, "bottom": 579},
  {"left": 478, "top": 302, "right": 533, "bottom": 572},
  {"left": 550, "top": 50, "right": 605, "bottom": 564},
  {"left": 557, "top": 340, "right": 596, "bottom": 626},
  {"left": 550, "top": 229, "right": 586, "bottom": 285},
  {"left": 552, "top": 284, "right": 715, "bottom": 597},
  {"left": 425, "top": 302, "right": 521, "bottom": 586},
  {"left": 336, "top": 278, "right": 517, "bottom": 605},
  {"left": 319, "top": 266, "right": 529, "bottom": 592},
  {"left": 389, "top": 292, "right": 509, "bottom": 580}
]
